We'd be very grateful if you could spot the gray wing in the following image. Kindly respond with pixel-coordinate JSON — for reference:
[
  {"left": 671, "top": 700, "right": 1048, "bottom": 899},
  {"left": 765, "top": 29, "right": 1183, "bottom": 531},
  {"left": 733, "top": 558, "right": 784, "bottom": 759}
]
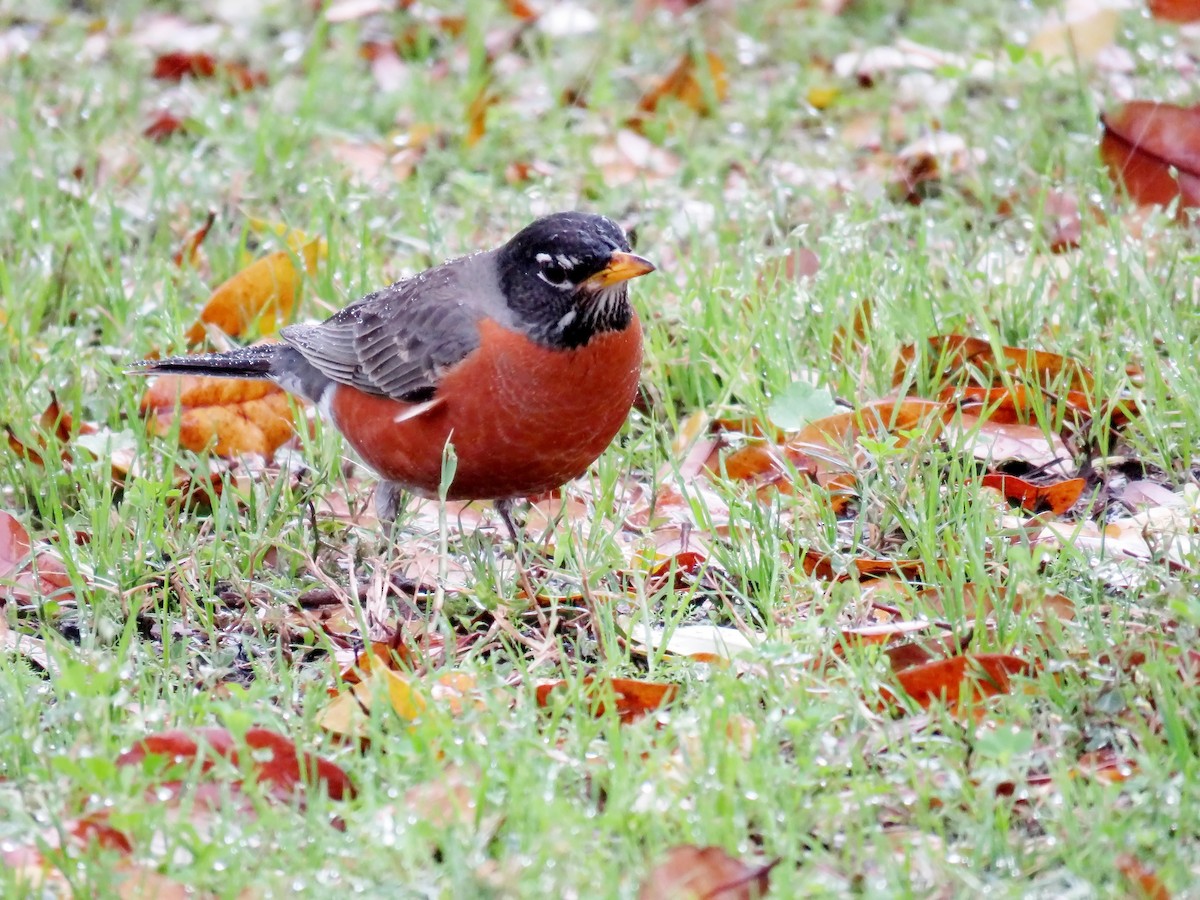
[{"left": 281, "top": 255, "right": 499, "bottom": 403}]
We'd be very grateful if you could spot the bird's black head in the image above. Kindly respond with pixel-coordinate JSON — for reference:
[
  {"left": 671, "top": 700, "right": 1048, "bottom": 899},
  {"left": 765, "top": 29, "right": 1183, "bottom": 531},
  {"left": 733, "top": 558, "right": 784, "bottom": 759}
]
[{"left": 495, "top": 212, "right": 655, "bottom": 349}]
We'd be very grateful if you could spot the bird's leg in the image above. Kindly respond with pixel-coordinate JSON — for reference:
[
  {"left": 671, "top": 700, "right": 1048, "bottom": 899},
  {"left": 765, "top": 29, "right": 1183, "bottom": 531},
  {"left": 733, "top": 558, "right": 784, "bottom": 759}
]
[
  {"left": 496, "top": 498, "right": 541, "bottom": 614},
  {"left": 374, "top": 480, "right": 404, "bottom": 533}
]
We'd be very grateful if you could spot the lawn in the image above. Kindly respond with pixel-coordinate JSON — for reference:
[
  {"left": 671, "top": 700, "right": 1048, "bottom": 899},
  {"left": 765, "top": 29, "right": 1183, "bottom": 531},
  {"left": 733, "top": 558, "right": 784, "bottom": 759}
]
[{"left": 1, "top": 0, "right": 1198, "bottom": 896}]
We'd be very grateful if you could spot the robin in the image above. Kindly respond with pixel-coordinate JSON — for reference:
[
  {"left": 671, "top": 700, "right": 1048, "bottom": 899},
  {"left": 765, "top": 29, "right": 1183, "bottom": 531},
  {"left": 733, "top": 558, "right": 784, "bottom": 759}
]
[{"left": 133, "top": 212, "right": 656, "bottom": 540}]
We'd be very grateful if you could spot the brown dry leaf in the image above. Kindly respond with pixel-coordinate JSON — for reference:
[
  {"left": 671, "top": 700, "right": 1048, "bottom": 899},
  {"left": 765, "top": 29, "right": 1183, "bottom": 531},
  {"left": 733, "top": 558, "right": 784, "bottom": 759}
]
[
  {"left": 639, "top": 845, "right": 775, "bottom": 900},
  {"left": 140, "top": 370, "right": 297, "bottom": 458},
  {"left": 914, "top": 583, "right": 1075, "bottom": 622},
  {"left": 6, "top": 393, "right": 98, "bottom": 468},
  {"left": 633, "top": 50, "right": 729, "bottom": 125},
  {"left": 1115, "top": 854, "right": 1171, "bottom": 900},
  {"left": 592, "top": 129, "right": 682, "bottom": 187},
  {"left": 1101, "top": 101, "right": 1200, "bottom": 218},
  {"left": 953, "top": 415, "right": 1073, "bottom": 478},
  {"left": 943, "top": 384, "right": 1134, "bottom": 429},
  {"left": 327, "top": 130, "right": 434, "bottom": 188},
  {"left": 893, "top": 133, "right": 986, "bottom": 204},
  {"left": 1148, "top": 0, "right": 1200, "bottom": 21},
  {"left": 1029, "top": 0, "right": 1120, "bottom": 66},
  {"left": 980, "top": 473, "right": 1085, "bottom": 515},
  {"left": 897, "top": 335, "right": 1095, "bottom": 392},
  {"left": 801, "top": 550, "right": 925, "bottom": 583},
  {"left": 788, "top": 398, "right": 950, "bottom": 457},
  {"left": 0, "top": 510, "right": 74, "bottom": 604},
  {"left": 465, "top": 84, "right": 499, "bottom": 147},
  {"left": 536, "top": 677, "right": 677, "bottom": 725},
  {"left": 186, "top": 241, "right": 319, "bottom": 344},
  {"left": 173, "top": 211, "right": 215, "bottom": 267},
  {"left": 151, "top": 50, "right": 266, "bottom": 93},
  {"left": 144, "top": 110, "right": 188, "bottom": 142},
  {"left": 882, "top": 654, "right": 1035, "bottom": 713}
]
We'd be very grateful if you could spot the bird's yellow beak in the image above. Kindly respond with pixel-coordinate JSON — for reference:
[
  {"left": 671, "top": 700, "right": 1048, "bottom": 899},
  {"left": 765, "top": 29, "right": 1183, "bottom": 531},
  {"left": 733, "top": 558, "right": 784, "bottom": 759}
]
[{"left": 583, "top": 252, "right": 656, "bottom": 290}]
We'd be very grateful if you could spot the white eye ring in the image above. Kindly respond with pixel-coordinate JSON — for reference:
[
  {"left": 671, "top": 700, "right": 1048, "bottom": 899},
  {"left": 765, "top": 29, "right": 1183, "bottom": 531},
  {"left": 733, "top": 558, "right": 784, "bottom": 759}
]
[{"left": 537, "top": 271, "right": 572, "bottom": 290}]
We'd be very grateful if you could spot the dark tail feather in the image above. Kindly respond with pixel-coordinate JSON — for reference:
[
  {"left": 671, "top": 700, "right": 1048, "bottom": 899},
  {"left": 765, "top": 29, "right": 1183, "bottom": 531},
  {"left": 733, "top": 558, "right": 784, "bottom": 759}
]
[{"left": 128, "top": 343, "right": 282, "bottom": 380}]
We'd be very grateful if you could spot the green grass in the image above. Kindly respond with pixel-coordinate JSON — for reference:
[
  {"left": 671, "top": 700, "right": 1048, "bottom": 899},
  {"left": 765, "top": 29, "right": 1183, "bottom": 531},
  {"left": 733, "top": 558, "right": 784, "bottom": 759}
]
[{"left": 2, "top": 0, "right": 1199, "bottom": 896}]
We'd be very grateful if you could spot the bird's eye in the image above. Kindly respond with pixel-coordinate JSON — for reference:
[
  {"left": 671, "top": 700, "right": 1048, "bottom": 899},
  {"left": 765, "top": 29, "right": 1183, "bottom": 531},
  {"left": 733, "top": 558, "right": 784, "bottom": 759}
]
[{"left": 537, "top": 264, "right": 571, "bottom": 289}]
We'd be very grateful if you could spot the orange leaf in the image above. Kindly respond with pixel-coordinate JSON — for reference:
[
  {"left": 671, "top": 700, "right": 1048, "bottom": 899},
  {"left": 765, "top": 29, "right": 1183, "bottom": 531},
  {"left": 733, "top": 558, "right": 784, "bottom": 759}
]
[
  {"left": 980, "top": 474, "right": 1085, "bottom": 515},
  {"left": 1101, "top": 101, "right": 1200, "bottom": 218},
  {"left": 801, "top": 550, "right": 924, "bottom": 582},
  {"left": 465, "top": 85, "right": 498, "bottom": 147},
  {"left": 536, "top": 677, "right": 677, "bottom": 724},
  {"left": 897, "top": 335, "right": 1094, "bottom": 392},
  {"left": 140, "top": 370, "right": 298, "bottom": 458},
  {"left": 788, "top": 398, "right": 950, "bottom": 454},
  {"left": 1115, "top": 854, "right": 1171, "bottom": 900},
  {"left": 639, "top": 845, "right": 776, "bottom": 900},
  {"left": 186, "top": 241, "right": 319, "bottom": 344},
  {"left": 635, "top": 50, "right": 728, "bottom": 121},
  {"left": 1148, "top": 0, "right": 1200, "bottom": 21},
  {"left": 882, "top": 654, "right": 1034, "bottom": 712}
]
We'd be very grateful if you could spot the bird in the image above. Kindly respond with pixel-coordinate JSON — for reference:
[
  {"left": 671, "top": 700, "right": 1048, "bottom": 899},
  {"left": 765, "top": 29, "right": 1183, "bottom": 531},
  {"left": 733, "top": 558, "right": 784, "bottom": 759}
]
[{"left": 131, "top": 211, "right": 656, "bottom": 543}]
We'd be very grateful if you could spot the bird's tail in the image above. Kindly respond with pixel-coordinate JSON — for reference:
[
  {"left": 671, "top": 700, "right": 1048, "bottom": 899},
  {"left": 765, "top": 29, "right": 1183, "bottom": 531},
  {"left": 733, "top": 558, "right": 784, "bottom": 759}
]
[{"left": 129, "top": 343, "right": 282, "bottom": 380}]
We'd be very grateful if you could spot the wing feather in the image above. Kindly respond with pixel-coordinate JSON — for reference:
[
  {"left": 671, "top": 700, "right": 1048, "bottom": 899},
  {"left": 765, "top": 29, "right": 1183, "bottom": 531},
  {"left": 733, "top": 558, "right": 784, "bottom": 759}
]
[{"left": 280, "top": 254, "right": 494, "bottom": 403}]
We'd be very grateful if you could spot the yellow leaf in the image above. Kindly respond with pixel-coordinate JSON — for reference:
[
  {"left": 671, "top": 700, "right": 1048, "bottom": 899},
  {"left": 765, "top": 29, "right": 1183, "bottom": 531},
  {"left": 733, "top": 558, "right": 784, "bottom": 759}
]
[
  {"left": 384, "top": 668, "right": 429, "bottom": 721},
  {"left": 186, "top": 241, "right": 320, "bottom": 344},
  {"left": 246, "top": 218, "right": 329, "bottom": 259},
  {"left": 806, "top": 84, "right": 839, "bottom": 110}
]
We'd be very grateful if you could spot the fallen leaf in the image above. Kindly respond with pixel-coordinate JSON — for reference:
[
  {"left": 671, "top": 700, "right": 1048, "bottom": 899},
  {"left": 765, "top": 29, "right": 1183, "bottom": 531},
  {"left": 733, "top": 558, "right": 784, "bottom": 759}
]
[
  {"left": 173, "top": 211, "right": 215, "bottom": 267},
  {"left": 143, "top": 110, "right": 188, "bottom": 142},
  {"left": 1115, "top": 854, "right": 1171, "bottom": 900},
  {"left": 882, "top": 653, "right": 1035, "bottom": 713},
  {"left": 152, "top": 51, "right": 266, "bottom": 92},
  {"left": 639, "top": 845, "right": 775, "bottom": 900},
  {"left": 140, "top": 370, "right": 298, "bottom": 458},
  {"left": 633, "top": 50, "right": 728, "bottom": 125},
  {"left": 897, "top": 335, "right": 1094, "bottom": 392},
  {"left": 801, "top": 551, "right": 925, "bottom": 582},
  {"left": 981, "top": 474, "right": 1085, "bottom": 515},
  {"left": 0, "top": 510, "right": 74, "bottom": 603},
  {"left": 914, "top": 583, "right": 1075, "bottom": 622},
  {"left": 536, "top": 677, "right": 677, "bottom": 724},
  {"left": 1029, "top": 0, "right": 1120, "bottom": 66},
  {"left": 1148, "top": 0, "right": 1200, "bottom": 22},
  {"left": 788, "top": 398, "right": 950, "bottom": 456},
  {"left": 893, "top": 132, "right": 986, "bottom": 204},
  {"left": 117, "top": 727, "right": 355, "bottom": 803},
  {"left": 625, "top": 621, "right": 763, "bottom": 663},
  {"left": 186, "top": 241, "right": 320, "bottom": 344},
  {"left": 1101, "top": 101, "right": 1200, "bottom": 217}
]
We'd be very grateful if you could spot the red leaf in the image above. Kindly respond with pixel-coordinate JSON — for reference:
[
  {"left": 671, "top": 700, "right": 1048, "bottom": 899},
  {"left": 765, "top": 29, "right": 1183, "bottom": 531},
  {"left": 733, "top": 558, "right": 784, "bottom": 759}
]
[
  {"left": 144, "top": 110, "right": 187, "bottom": 142},
  {"left": 153, "top": 51, "right": 217, "bottom": 81},
  {"left": 1101, "top": 101, "right": 1200, "bottom": 217},
  {"left": 117, "top": 727, "right": 355, "bottom": 802},
  {"left": 1148, "top": 0, "right": 1200, "bottom": 22}
]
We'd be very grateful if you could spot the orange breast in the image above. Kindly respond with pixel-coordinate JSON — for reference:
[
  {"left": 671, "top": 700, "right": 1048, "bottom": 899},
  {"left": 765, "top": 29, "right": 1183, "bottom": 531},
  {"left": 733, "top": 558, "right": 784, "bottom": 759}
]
[{"left": 329, "top": 316, "right": 643, "bottom": 500}]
